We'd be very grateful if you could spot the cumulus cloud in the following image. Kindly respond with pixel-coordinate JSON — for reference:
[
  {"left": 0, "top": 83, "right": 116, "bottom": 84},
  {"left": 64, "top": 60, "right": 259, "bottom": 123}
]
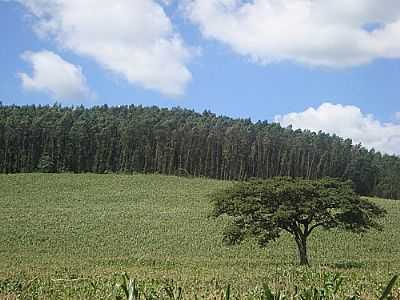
[
  {"left": 18, "top": 0, "right": 192, "bottom": 97},
  {"left": 185, "top": 0, "right": 400, "bottom": 67},
  {"left": 275, "top": 103, "right": 400, "bottom": 155},
  {"left": 18, "top": 50, "right": 93, "bottom": 101}
]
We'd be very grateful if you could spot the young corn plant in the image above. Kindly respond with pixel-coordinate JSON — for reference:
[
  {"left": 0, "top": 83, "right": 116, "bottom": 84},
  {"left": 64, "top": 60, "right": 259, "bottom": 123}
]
[
  {"left": 298, "top": 273, "right": 344, "bottom": 300},
  {"left": 114, "top": 273, "right": 140, "bottom": 300},
  {"left": 163, "top": 280, "right": 183, "bottom": 300},
  {"left": 379, "top": 275, "right": 398, "bottom": 300},
  {"left": 260, "top": 284, "right": 288, "bottom": 300},
  {"left": 111, "top": 273, "right": 398, "bottom": 300}
]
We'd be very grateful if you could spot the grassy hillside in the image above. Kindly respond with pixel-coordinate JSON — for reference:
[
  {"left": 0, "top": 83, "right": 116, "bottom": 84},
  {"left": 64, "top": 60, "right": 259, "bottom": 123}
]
[{"left": 0, "top": 174, "right": 399, "bottom": 298}]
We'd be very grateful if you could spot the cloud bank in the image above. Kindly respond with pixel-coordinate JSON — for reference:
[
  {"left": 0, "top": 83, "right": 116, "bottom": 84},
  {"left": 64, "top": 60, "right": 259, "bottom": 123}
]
[
  {"left": 185, "top": 0, "right": 400, "bottom": 67},
  {"left": 19, "top": 0, "right": 192, "bottom": 97},
  {"left": 19, "top": 50, "right": 93, "bottom": 101},
  {"left": 275, "top": 103, "right": 400, "bottom": 155}
]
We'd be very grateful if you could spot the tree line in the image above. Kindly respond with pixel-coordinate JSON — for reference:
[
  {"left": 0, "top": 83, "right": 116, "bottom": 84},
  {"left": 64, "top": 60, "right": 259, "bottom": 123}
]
[{"left": 0, "top": 103, "right": 399, "bottom": 199}]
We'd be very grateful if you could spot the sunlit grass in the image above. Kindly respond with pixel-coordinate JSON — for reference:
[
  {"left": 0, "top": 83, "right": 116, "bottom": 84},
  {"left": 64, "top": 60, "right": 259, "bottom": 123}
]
[{"left": 0, "top": 174, "right": 399, "bottom": 298}]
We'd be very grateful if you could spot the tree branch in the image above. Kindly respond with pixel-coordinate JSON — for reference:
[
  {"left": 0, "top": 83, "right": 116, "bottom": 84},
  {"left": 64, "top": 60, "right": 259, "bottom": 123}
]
[{"left": 308, "top": 222, "right": 325, "bottom": 235}]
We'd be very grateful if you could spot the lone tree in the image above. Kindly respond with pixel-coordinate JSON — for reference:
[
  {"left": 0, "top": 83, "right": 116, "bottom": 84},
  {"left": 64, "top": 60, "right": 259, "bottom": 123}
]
[{"left": 212, "top": 177, "right": 386, "bottom": 265}]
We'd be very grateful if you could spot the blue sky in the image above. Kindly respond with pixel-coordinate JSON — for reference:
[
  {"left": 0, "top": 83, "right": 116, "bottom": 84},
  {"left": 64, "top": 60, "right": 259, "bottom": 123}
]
[{"left": 1, "top": 1, "right": 400, "bottom": 154}]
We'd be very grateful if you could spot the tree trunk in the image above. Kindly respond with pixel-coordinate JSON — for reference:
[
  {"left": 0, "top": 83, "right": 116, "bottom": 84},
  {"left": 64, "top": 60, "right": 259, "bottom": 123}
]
[{"left": 295, "top": 236, "right": 309, "bottom": 266}]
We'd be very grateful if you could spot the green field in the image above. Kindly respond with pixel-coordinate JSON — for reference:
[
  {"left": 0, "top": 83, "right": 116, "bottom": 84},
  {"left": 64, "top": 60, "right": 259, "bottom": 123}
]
[{"left": 0, "top": 174, "right": 399, "bottom": 299}]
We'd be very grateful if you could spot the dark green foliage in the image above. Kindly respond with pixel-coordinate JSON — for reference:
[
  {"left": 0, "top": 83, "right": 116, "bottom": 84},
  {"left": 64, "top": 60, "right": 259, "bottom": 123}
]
[
  {"left": 0, "top": 104, "right": 399, "bottom": 199},
  {"left": 37, "top": 152, "right": 55, "bottom": 173},
  {"left": 212, "top": 177, "right": 386, "bottom": 265}
]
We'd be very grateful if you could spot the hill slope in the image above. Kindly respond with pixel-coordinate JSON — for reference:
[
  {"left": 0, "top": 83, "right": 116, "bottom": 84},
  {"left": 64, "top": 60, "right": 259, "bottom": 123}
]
[{"left": 1, "top": 173, "right": 399, "bottom": 296}]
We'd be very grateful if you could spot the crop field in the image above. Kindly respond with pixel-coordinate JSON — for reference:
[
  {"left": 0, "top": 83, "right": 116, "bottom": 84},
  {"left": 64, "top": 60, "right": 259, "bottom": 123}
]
[{"left": 0, "top": 174, "right": 399, "bottom": 299}]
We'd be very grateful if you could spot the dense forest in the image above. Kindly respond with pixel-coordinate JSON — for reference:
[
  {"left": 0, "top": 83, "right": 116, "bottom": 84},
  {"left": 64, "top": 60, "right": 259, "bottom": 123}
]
[{"left": 1, "top": 103, "right": 399, "bottom": 199}]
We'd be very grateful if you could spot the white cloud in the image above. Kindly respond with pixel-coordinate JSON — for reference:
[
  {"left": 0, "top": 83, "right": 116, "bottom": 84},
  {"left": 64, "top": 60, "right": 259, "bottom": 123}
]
[
  {"left": 395, "top": 112, "right": 400, "bottom": 120},
  {"left": 18, "top": 50, "right": 93, "bottom": 101},
  {"left": 185, "top": 0, "right": 400, "bottom": 67},
  {"left": 275, "top": 103, "right": 400, "bottom": 155},
  {"left": 18, "top": 0, "right": 192, "bottom": 97}
]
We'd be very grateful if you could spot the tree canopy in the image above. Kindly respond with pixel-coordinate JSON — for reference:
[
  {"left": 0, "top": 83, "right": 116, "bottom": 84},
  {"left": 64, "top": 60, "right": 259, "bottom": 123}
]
[
  {"left": 0, "top": 104, "right": 399, "bottom": 199},
  {"left": 212, "top": 177, "right": 386, "bottom": 265}
]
